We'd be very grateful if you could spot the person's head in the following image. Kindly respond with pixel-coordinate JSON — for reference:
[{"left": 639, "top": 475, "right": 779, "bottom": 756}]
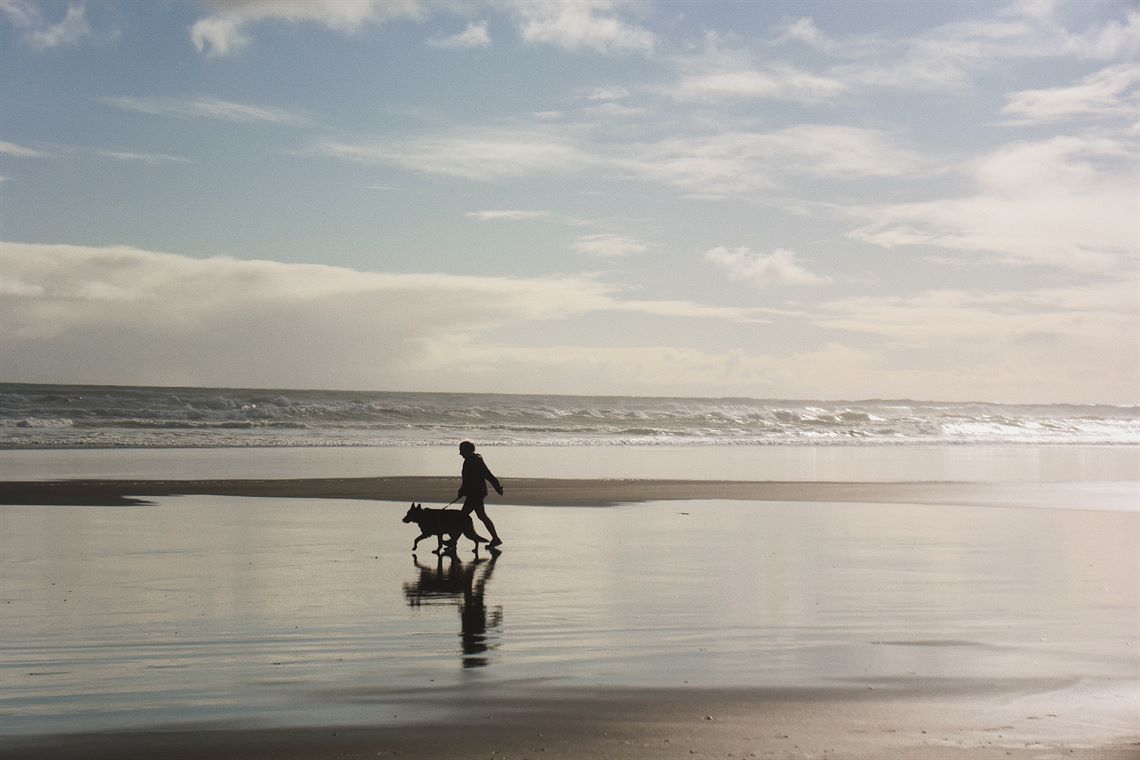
[{"left": 459, "top": 440, "right": 476, "bottom": 457}]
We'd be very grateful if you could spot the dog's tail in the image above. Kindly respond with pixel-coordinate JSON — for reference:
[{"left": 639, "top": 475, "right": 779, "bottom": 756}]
[{"left": 464, "top": 526, "right": 490, "bottom": 543}]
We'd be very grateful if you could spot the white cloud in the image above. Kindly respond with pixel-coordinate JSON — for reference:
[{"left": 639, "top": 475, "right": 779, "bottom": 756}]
[
  {"left": 318, "top": 130, "right": 595, "bottom": 181},
  {"left": 704, "top": 247, "right": 830, "bottom": 288},
  {"left": 827, "top": 4, "right": 1140, "bottom": 93},
  {"left": 1001, "top": 63, "right": 1140, "bottom": 124},
  {"left": 0, "top": 140, "right": 50, "bottom": 158},
  {"left": 510, "top": 0, "right": 654, "bottom": 54},
  {"left": 102, "top": 95, "right": 307, "bottom": 126},
  {"left": 97, "top": 150, "right": 190, "bottom": 165},
  {"left": 813, "top": 280, "right": 1139, "bottom": 403},
  {"left": 0, "top": 242, "right": 769, "bottom": 390},
  {"left": 775, "top": 17, "right": 834, "bottom": 51},
  {"left": 1, "top": 0, "right": 90, "bottom": 49},
  {"left": 1060, "top": 8, "right": 1140, "bottom": 60},
  {"left": 466, "top": 209, "right": 551, "bottom": 221},
  {"left": 571, "top": 233, "right": 648, "bottom": 258},
  {"left": 587, "top": 86, "right": 631, "bottom": 100},
  {"left": 190, "top": 0, "right": 424, "bottom": 56},
  {"left": 671, "top": 65, "right": 846, "bottom": 103},
  {"left": 848, "top": 135, "right": 1138, "bottom": 270},
  {"left": 427, "top": 20, "right": 491, "bottom": 49},
  {"left": 618, "top": 125, "right": 921, "bottom": 197}
]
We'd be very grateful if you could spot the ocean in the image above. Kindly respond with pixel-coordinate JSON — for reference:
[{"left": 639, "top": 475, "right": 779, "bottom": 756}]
[{"left": 2, "top": 383, "right": 1137, "bottom": 450}]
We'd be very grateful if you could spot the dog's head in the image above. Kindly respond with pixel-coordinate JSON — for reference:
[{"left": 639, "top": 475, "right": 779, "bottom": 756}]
[{"left": 402, "top": 503, "right": 423, "bottom": 523}]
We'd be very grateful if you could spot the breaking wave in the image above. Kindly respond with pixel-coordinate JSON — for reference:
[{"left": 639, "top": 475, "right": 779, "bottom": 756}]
[{"left": 1, "top": 384, "right": 1137, "bottom": 449}]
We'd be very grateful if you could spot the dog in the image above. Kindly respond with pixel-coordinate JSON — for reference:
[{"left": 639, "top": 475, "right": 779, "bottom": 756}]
[{"left": 402, "top": 502, "right": 488, "bottom": 553}]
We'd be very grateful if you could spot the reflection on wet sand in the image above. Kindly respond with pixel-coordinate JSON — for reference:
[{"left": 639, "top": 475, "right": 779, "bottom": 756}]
[{"left": 403, "top": 549, "right": 502, "bottom": 668}]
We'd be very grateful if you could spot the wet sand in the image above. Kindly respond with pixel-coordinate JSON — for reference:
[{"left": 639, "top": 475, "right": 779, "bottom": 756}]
[
  {"left": 2, "top": 480, "right": 1137, "bottom": 758},
  {"left": 7, "top": 682, "right": 1140, "bottom": 759}
]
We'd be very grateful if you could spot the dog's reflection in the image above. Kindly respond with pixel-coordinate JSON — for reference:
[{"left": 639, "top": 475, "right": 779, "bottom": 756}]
[{"left": 404, "top": 549, "right": 502, "bottom": 668}]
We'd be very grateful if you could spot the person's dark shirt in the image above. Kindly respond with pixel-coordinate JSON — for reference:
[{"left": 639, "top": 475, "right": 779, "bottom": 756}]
[{"left": 460, "top": 453, "right": 501, "bottom": 497}]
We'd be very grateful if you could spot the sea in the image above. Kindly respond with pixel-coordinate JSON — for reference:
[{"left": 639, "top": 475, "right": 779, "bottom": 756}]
[
  {"left": 2, "top": 382, "right": 1138, "bottom": 484},
  {"left": 2, "top": 382, "right": 1137, "bottom": 449}
]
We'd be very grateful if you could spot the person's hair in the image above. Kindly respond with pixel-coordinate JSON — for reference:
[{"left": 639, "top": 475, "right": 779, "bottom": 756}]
[{"left": 459, "top": 440, "right": 476, "bottom": 454}]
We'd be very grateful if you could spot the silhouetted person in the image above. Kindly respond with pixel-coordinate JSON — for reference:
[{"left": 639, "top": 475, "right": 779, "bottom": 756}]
[{"left": 458, "top": 440, "right": 503, "bottom": 548}]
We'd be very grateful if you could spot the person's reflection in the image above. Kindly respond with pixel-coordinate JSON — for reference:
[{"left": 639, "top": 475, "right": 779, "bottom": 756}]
[{"left": 404, "top": 549, "right": 502, "bottom": 668}]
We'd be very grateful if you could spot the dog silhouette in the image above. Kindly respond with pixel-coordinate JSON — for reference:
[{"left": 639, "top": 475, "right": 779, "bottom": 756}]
[{"left": 402, "top": 502, "right": 488, "bottom": 553}]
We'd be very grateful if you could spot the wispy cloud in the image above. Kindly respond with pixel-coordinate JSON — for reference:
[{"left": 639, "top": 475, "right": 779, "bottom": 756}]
[
  {"left": 318, "top": 130, "right": 595, "bottom": 181},
  {"left": 572, "top": 233, "right": 648, "bottom": 258},
  {"left": 427, "top": 20, "right": 490, "bottom": 49},
  {"left": 807, "top": 4, "right": 1140, "bottom": 93},
  {"left": 102, "top": 95, "right": 307, "bottom": 126},
  {"left": 618, "top": 125, "right": 922, "bottom": 197},
  {"left": 0, "top": 140, "right": 51, "bottom": 158},
  {"left": 1, "top": 0, "right": 91, "bottom": 49},
  {"left": 671, "top": 65, "right": 846, "bottom": 103},
  {"left": 190, "top": 0, "right": 425, "bottom": 57},
  {"left": 1001, "top": 63, "right": 1140, "bottom": 124},
  {"left": 705, "top": 246, "right": 830, "bottom": 288},
  {"left": 97, "top": 150, "right": 190, "bottom": 165},
  {"left": 466, "top": 209, "right": 551, "bottom": 221}
]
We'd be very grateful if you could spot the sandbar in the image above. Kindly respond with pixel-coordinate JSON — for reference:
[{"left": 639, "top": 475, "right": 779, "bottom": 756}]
[{"left": 1, "top": 475, "right": 1133, "bottom": 509}]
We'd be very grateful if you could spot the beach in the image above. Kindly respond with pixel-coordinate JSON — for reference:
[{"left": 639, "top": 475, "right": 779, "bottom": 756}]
[{"left": 2, "top": 447, "right": 1138, "bottom": 759}]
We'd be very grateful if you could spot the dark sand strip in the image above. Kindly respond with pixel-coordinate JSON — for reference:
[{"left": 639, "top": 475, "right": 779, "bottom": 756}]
[
  {"left": 0, "top": 476, "right": 1118, "bottom": 508},
  {"left": 3, "top": 682, "right": 1137, "bottom": 760}
]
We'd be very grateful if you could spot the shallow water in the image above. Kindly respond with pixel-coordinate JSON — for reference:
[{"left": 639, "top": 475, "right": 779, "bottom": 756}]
[{"left": 1, "top": 496, "right": 1136, "bottom": 736}]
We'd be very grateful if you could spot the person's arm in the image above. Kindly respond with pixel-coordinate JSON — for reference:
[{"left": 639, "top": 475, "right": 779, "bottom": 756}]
[{"left": 483, "top": 460, "right": 503, "bottom": 495}]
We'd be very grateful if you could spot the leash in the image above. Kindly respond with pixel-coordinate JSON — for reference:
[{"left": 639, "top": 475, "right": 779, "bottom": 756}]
[{"left": 440, "top": 495, "right": 461, "bottom": 510}]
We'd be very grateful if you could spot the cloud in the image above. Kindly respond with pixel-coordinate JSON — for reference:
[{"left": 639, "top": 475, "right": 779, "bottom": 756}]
[
  {"left": 509, "top": 0, "right": 654, "bottom": 54},
  {"left": 466, "top": 209, "right": 551, "bottom": 221},
  {"left": 670, "top": 65, "right": 847, "bottom": 103},
  {"left": 102, "top": 95, "right": 307, "bottom": 126},
  {"left": 826, "top": 3, "right": 1140, "bottom": 93},
  {"left": 813, "top": 280, "right": 1139, "bottom": 403},
  {"left": 1001, "top": 63, "right": 1140, "bottom": 124},
  {"left": 571, "top": 233, "right": 648, "bottom": 258},
  {"left": 1, "top": 0, "right": 90, "bottom": 49},
  {"left": 0, "top": 242, "right": 768, "bottom": 390},
  {"left": 774, "top": 17, "right": 835, "bottom": 51},
  {"left": 587, "top": 86, "right": 631, "bottom": 101},
  {"left": 190, "top": 0, "right": 425, "bottom": 56},
  {"left": 847, "top": 135, "right": 1137, "bottom": 270},
  {"left": 97, "top": 150, "right": 190, "bottom": 165},
  {"left": 704, "top": 247, "right": 830, "bottom": 288},
  {"left": 0, "top": 140, "right": 50, "bottom": 158},
  {"left": 318, "top": 130, "right": 595, "bottom": 181},
  {"left": 618, "top": 125, "right": 922, "bottom": 197},
  {"left": 427, "top": 20, "right": 491, "bottom": 49}
]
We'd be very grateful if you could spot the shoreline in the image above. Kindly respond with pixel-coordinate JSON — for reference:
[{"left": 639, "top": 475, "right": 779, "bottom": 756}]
[{"left": 0, "top": 475, "right": 1135, "bottom": 509}]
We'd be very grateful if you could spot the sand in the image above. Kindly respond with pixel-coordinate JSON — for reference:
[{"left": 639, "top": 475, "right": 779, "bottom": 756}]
[
  {"left": 2, "top": 474, "right": 1136, "bottom": 509},
  {"left": 7, "top": 683, "right": 1140, "bottom": 759},
  {"left": 1, "top": 476, "right": 1137, "bottom": 759}
]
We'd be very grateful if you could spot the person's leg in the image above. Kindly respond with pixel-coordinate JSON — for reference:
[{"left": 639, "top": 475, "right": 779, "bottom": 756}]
[{"left": 473, "top": 501, "right": 501, "bottom": 545}]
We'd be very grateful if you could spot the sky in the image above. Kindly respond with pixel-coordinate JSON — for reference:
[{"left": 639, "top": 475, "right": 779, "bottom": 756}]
[{"left": 1, "top": 0, "right": 1137, "bottom": 403}]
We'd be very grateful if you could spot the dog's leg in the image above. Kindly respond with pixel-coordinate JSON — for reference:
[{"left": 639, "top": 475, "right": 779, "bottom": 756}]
[{"left": 412, "top": 531, "right": 431, "bottom": 551}]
